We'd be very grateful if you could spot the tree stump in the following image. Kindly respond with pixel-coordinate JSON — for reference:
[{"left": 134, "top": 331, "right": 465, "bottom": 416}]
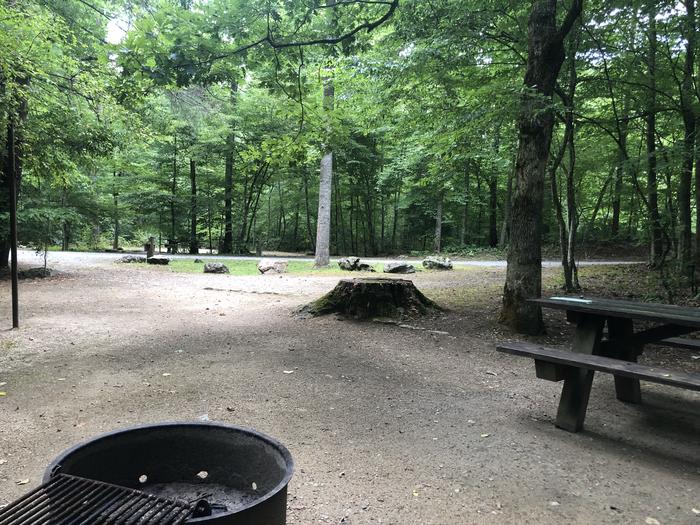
[{"left": 298, "top": 278, "right": 441, "bottom": 319}]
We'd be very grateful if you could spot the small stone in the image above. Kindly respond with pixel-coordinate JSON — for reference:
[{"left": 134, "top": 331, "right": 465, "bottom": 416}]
[
  {"left": 117, "top": 255, "right": 146, "bottom": 264},
  {"left": 258, "top": 259, "right": 288, "bottom": 274},
  {"left": 338, "top": 257, "right": 361, "bottom": 271},
  {"left": 204, "top": 262, "right": 229, "bottom": 274},
  {"left": 384, "top": 262, "right": 416, "bottom": 274},
  {"left": 644, "top": 518, "right": 660, "bottom": 525},
  {"left": 422, "top": 256, "right": 453, "bottom": 270},
  {"left": 146, "top": 256, "right": 170, "bottom": 265},
  {"left": 194, "top": 258, "right": 204, "bottom": 263}
]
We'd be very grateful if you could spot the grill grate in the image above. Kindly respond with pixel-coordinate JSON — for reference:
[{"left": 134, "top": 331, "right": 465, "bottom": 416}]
[{"left": 0, "top": 474, "right": 193, "bottom": 525}]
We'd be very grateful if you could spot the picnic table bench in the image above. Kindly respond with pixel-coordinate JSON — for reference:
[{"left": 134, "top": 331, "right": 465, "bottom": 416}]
[{"left": 497, "top": 297, "right": 700, "bottom": 432}]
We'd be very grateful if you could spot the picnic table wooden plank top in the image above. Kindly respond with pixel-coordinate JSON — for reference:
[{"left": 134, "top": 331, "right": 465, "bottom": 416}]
[{"left": 531, "top": 296, "right": 700, "bottom": 328}]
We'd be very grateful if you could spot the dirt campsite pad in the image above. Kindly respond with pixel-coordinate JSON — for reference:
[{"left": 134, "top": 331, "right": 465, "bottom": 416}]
[{"left": 0, "top": 253, "right": 698, "bottom": 524}]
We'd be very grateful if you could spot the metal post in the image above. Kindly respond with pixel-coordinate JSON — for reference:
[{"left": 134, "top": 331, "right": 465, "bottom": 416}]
[{"left": 8, "top": 120, "right": 19, "bottom": 328}]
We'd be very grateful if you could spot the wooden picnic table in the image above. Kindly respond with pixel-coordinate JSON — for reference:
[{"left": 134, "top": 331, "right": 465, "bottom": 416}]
[{"left": 498, "top": 296, "right": 700, "bottom": 432}]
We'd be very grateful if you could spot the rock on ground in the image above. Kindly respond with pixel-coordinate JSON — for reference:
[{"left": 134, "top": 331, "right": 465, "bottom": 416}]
[
  {"left": 147, "top": 256, "right": 170, "bottom": 265},
  {"left": 338, "top": 257, "right": 361, "bottom": 271},
  {"left": 204, "top": 262, "right": 229, "bottom": 274},
  {"left": 338, "top": 257, "right": 375, "bottom": 272},
  {"left": 384, "top": 262, "right": 416, "bottom": 274},
  {"left": 422, "top": 256, "right": 453, "bottom": 270},
  {"left": 194, "top": 258, "right": 204, "bottom": 263},
  {"left": 118, "top": 255, "right": 147, "bottom": 264},
  {"left": 258, "top": 259, "right": 288, "bottom": 274}
]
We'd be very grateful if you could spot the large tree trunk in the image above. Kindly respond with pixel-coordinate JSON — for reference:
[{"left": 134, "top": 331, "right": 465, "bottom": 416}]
[
  {"left": 189, "top": 159, "right": 198, "bottom": 254},
  {"left": 501, "top": 0, "right": 582, "bottom": 334},
  {"left": 314, "top": 77, "right": 334, "bottom": 266},
  {"left": 679, "top": 0, "right": 696, "bottom": 278},
  {"left": 646, "top": 2, "right": 663, "bottom": 267}
]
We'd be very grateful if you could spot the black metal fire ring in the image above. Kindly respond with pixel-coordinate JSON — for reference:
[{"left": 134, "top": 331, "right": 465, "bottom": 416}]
[{"left": 43, "top": 421, "right": 295, "bottom": 522}]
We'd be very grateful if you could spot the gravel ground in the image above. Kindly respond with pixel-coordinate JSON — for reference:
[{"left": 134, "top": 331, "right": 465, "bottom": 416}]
[{"left": 0, "top": 253, "right": 698, "bottom": 524}]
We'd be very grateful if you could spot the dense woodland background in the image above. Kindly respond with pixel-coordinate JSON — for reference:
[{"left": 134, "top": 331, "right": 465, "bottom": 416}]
[{"left": 2, "top": 0, "right": 700, "bottom": 327}]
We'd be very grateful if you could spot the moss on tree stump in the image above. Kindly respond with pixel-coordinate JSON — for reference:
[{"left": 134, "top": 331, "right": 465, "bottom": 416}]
[{"left": 298, "top": 277, "right": 441, "bottom": 319}]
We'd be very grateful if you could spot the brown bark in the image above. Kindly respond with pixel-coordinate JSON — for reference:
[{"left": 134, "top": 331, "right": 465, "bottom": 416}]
[
  {"left": 221, "top": 81, "right": 238, "bottom": 254},
  {"left": 646, "top": 2, "right": 663, "bottom": 266},
  {"left": 501, "top": 0, "right": 582, "bottom": 334},
  {"left": 189, "top": 159, "right": 198, "bottom": 254},
  {"left": 679, "top": 0, "right": 696, "bottom": 278},
  {"left": 433, "top": 191, "right": 443, "bottom": 253}
]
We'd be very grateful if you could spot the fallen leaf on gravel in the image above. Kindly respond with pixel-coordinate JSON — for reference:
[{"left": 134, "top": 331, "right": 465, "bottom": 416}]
[
  {"left": 0, "top": 459, "right": 7, "bottom": 465},
  {"left": 283, "top": 370, "right": 294, "bottom": 374},
  {"left": 57, "top": 378, "right": 66, "bottom": 381},
  {"left": 644, "top": 518, "right": 660, "bottom": 525},
  {"left": 691, "top": 355, "right": 699, "bottom": 360},
  {"left": 0, "top": 392, "right": 5, "bottom": 397},
  {"left": 162, "top": 373, "right": 171, "bottom": 377},
  {"left": 480, "top": 433, "right": 490, "bottom": 438},
  {"left": 16, "top": 479, "right": 29, "bottom": 485},
  {"left": 0, "top": 382, "right": 6, "bottom": 387},
  {"left": 692, "top": 508, "right": 699, "bottom": 514},
  {"left": 486, "top": 371, "right": 497, "bottom": 376}
]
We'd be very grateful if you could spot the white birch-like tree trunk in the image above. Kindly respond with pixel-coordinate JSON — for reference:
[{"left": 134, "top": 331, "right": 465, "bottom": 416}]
[{"left": 314, "top": 72, "right": 335, "bottom": 267}]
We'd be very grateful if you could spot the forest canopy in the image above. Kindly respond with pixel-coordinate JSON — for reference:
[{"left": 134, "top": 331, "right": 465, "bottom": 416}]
[{"left": 2, "top": 0, "right": 700, "bottom": 332}]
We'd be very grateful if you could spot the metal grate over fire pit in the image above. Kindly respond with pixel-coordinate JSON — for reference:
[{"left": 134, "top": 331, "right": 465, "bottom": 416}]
[
  {"left": 0, "top": 473, "right": 192, "bottom": 524},
  {"left": 43, "top": 422, "right": 294, "bottom": 525}
]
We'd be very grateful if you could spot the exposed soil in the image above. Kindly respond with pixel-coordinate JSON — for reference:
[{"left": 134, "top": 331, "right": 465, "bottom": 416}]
[{"left": 0, "top": 253, "right": 698, "bottom": 524}]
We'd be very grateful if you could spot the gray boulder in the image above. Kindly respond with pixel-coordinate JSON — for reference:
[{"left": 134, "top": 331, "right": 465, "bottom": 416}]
[
  {"left": 258, "top": 259, "right": 288, "bottom": 274},
  {"left": 422, "top": 256, "right": 453, "bottom": 270},
  {"left": 338, "top": 257, "right": 361, "bottom": 271},
  {"left": 204, "top": 262, "right": 229, "bottom": 274},
  {"left": 384, "top": 262, "right": 416, "bottom": 274},
  {"left": 147, "top": 256, "right": 170, "bottom": 265},
  {"left": 118, "top": 255, "right": 147, "bottom": 264}
]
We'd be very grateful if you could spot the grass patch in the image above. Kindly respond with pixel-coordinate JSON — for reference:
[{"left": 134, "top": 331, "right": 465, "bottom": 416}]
[{"left": 135, "top": 258, "right": 405, "bottom": 276}]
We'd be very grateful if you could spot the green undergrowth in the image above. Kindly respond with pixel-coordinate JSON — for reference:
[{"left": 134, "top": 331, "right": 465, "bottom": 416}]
[{"left": 544, "top": 264, "right": 700, "bottom": 306}]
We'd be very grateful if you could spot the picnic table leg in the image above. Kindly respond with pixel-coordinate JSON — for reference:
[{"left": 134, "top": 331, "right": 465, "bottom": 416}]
[
  {"left": 555, "top": 314, "right": 605, "bottom": 432},
  {"left": 606, "top": 317, "right": 642, "bottom": 403}
]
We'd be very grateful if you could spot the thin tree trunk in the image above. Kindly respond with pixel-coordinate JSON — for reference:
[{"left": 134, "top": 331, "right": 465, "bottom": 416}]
[
  {"left": 221, "top": 81, "right": 238, "bottom": 254},
  {"left": 303, "top": 170, "right": 315, "bottom": 250},
  {"left": 189, "top": 159, "right": 198, "bottom": 254},
  {"left": 392, "top": 187, "right": 400, "bottom": 252},
  {"left": 501, "top": 0, "right": 582, "bottom": 334},
  {"left": 488, "top": 175, "right": 498, "bottom": 247},
  {"left": 679, "top": 0, "right": 696, "bottom": 278},
  {"left": 646, "top": 2, "right": 663, "bottom": 267},
  {"left": 170, "top": 135, "right": 177, "bottom": 251},
  {"left": 314, "top": 75, "right": 335, "bottom": 267},
  {"left": 113, "top": 172, "right": 120, "bottom": 250},
  {"left": 611, "top": 101, "right": 629, "bottom": 237},
  {"left": 433, "top": 192, "right": 443, "bottom": 253},
  {"left": 461, "top": 169, "right": 470, "bottom": 245}
]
